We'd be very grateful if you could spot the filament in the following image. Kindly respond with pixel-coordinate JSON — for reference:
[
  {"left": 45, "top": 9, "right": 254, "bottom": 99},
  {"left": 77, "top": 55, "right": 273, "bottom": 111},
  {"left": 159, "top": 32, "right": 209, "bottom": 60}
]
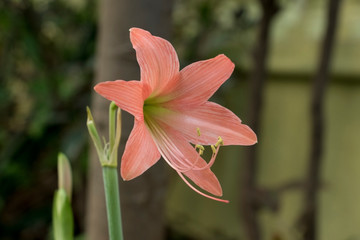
[{"left": 177, "top": 171, "right": 229, "bottom": 203}]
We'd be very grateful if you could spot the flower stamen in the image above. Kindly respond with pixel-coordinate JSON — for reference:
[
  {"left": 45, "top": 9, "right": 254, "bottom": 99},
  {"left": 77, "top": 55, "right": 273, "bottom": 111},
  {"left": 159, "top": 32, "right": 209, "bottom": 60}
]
[
  {"left": 146, "top": 118, "right": 199, "bottom": 172},
  {"left": 182, "top": 128, "right": 223, "bottom": 172},
  {"left": 177, "top": 171, "right": 229, "bottom": 203},
  {"left": 147, "top": 120, "right": 224, "bottom": 185},
  {"left": 195, "top": 144, "right": 204, "bottom": 155},
  {"left": 196, "top": 127, "right": 201, "bottom": 137}
]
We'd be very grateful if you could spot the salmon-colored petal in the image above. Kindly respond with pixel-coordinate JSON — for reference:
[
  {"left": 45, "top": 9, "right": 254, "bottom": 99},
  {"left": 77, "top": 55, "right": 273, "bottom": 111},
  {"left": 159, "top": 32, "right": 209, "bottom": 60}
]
[
  {"left": 130, "top": 28, "right": 179, "bottom": 96},
  {"left": 121, "top": 120, "right": 161, "bottom": 180},
  {"left": 182, "top": 166, "right": 222, "bottom": 196},
  {"left": 170, "top": 134, "right": 223, "bottom": 196},
  {"left": 147, "top": 120, "right": 222, "bottom": 196},
  {"left": 94, "top": 80, "right": 150, "bottom": 120},
  {"left": 158, "top": 101, "right": 257, "bottom": 146},
  {"left": 166, "top": 54, "right": 234, "bottom": 108}
]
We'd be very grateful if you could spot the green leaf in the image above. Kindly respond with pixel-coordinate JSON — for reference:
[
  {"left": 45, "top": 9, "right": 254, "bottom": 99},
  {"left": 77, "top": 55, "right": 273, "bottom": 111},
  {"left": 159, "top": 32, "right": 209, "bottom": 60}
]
[{"left": 52, "top": 189, "right": 74, "bottom": 240}]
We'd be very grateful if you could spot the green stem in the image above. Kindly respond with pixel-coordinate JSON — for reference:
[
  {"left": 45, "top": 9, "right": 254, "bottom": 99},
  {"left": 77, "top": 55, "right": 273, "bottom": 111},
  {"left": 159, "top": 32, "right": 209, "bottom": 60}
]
[{"left": 102, "top": 166, "right": 124, "bottom": 240}]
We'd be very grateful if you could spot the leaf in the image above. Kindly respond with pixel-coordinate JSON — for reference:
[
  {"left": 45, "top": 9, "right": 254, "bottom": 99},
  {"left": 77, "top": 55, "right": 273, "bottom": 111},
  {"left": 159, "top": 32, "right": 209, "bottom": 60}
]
[{"left": 52, "top": 189, "right": 74, "bottom": 240}]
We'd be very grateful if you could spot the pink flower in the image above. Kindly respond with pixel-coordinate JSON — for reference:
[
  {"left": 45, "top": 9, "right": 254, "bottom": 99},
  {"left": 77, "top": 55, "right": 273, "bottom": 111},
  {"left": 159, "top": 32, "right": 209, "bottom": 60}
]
[{"left": 94, "top": 28, "right": 257, "bottom": 202}]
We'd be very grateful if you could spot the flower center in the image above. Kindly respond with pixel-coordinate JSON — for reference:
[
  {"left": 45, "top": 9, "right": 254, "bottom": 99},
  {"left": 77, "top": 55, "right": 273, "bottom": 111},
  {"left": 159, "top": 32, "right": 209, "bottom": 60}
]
[
  {"left": 143, "top": 98, "right": 176, "bottom": 137},
  {"left": 143, "top": 98, "right": 170, "bottom": 119}
]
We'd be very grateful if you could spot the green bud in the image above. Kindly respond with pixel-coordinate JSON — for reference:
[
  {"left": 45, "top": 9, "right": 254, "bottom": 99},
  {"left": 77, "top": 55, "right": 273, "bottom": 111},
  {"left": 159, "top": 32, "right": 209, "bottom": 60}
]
[
  {"left": 86, "top": 107, "right": 106, "bottom": 164},
  {"left": 57, "top": 153, "right": 72, "bottom": 201}
]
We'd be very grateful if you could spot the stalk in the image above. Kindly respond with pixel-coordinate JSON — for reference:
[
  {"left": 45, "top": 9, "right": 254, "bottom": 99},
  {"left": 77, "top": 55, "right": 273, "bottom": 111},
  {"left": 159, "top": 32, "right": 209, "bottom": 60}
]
[
  {"left": 102, "top": 166, "right": 124, "bottom": 240},
  {"left": 87, "top": 102, "right": 124, "bottom": 240}
]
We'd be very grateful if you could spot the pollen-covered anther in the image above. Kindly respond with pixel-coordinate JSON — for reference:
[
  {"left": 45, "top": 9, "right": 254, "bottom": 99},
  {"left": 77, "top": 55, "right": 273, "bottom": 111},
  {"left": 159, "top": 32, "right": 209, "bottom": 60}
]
[
  {"left": 196, "top": 127, "right": 201, "bottom": 137},
  {"left": 175, "top": 128, "right": 223, "bottom": 173},
  {"left": 188, "top": 134, "right": 223, "bottom": 172},
  {"left": 195, "top": 144, "right": 205, "bottom": 155},
  {"left": 215, "top": 136, "right": 224, "bottom": 147},
  {"left": 211, "top": 145, "right": 216, "bottom": 153}
]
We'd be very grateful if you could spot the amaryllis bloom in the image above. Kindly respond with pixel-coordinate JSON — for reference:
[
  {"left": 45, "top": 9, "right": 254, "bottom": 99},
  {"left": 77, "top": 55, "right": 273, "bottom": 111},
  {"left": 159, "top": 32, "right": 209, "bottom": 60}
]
[{"left": 95, "top": 28, "right": 257, "bottom": 202}]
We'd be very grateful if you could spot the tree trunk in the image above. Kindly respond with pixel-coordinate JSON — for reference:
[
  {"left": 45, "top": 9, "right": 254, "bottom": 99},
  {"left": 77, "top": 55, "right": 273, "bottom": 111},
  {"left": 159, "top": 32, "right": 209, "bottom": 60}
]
[
  {"left": 298, "top": 0, "right": 341, "bottom": 239},
  {"left": 241, "top": 1, "right": 278, "bottom": 240},
  {"left": 85, "top": 0, "right": 173, "bottom": 239}
]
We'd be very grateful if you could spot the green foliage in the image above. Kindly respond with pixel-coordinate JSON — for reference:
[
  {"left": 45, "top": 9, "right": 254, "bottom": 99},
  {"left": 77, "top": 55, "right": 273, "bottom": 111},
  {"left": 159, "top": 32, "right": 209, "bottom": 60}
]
[
  {"left": 53, "top": 189, "right": 74, "bottom": 240},
  {"left": 173, "top": 0, "right": 259, "bottom": 67},
  {"left": 52, "top": 152, "right": 74, "bottom": 240},
  {"left": 0, "top": 0, "right": 95, "bottom": 238},
  {"left": 52, "top": 189, "right": 74, "bottom": 240}
]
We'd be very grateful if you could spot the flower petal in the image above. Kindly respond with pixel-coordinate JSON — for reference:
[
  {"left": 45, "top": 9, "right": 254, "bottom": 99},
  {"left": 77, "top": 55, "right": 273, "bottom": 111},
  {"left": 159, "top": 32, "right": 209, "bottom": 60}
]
[
  {"left": 94, "top": 80, "right": 150, "bottom": 120},
  {"left": 147, "top": 120, "right": 222, "bottom": 196},
  {"left": 158, "top": 101, "right": 257, "bottom": 146},
  {"left": 182, "top": 167, "right": 222, "bottom": 196},
  {"left": 166, "top": 54, "right": 234, "bottom": 108},
  {"left": 121, "top": 120, "right": 161, "bottom": 180},
  {"left": 130, "top": 28, "right": 179, "bottom": 96}
]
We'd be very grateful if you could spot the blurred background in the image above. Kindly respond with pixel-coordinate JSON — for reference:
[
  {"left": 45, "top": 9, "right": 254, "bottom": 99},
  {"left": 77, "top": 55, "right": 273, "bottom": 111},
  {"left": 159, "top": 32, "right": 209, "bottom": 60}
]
[{"left": 0, "top": 0, "right": 359, "bottom": 239}]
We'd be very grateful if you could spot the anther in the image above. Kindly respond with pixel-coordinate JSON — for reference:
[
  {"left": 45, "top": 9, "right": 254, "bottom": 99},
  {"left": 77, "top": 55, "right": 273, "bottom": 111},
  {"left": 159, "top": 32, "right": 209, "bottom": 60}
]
[
  {"left": 196, "top": 127, "right": 201, "bottom": 137},
  {"left": 195, "top": 144, "right": 205, "bottom": 155},
  {"left": 215, "top": 136, "right": 223, "bottom": 148},
  {"left": 211, "top": 145, "right": 216, "bottom": 154}
]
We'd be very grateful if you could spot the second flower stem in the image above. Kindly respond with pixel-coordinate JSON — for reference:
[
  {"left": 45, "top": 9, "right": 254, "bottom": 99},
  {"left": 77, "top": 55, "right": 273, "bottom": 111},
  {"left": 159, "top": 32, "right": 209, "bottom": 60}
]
[{"left": 102, "top": 166, "right": 124, "bottom": 240}]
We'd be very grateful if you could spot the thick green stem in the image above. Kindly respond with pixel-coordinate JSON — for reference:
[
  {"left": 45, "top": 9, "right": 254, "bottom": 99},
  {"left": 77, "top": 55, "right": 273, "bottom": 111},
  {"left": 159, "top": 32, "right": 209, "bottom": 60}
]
[
  {"left": 102, "top": 166, "right": 123, "bottom": 240},
  {"left": 87, "top": 103, "right": 123, "bottom": 238}
]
